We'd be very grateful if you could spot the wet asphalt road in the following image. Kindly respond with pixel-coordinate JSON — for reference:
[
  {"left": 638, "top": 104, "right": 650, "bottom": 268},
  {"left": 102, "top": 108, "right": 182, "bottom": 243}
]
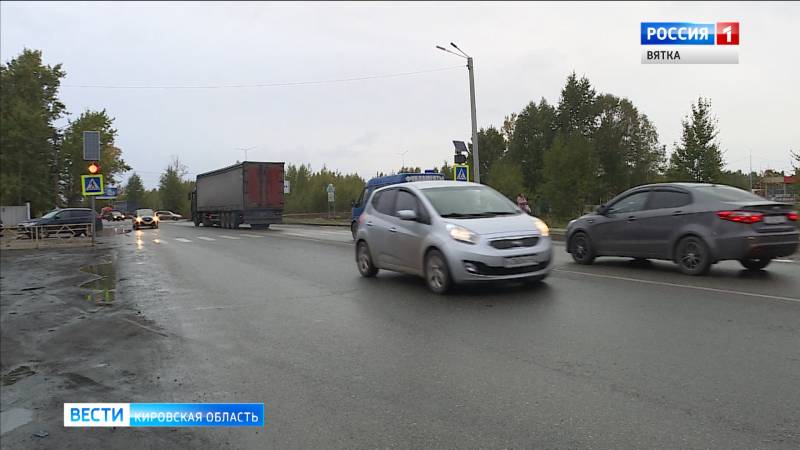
[{"left": 119, "top": 221, "right": 800, "bottom": 449}]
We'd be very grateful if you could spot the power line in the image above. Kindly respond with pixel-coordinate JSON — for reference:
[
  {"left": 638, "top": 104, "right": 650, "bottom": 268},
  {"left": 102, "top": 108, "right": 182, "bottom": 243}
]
[{"left": 62, "top": 65, "right": 464, "bottom": 89}]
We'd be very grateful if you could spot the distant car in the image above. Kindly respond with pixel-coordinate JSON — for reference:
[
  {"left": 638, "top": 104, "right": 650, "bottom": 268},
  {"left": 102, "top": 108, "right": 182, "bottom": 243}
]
[
  {"left": 155, "top": 210, "right": 183, "bottom": 221},
  {"left": 134, "top": 208, "right": 159, "bottom": 230},
  {"left": 565, "top": 183, "right": 799, "bottom": 275},
  {"left": 17, "top": 208, "right": 101, "bottom": 237},
  {"left": 102, "top": 210, "right": 125, "bottom": 221},
  {"left": 355, "top": 181, "right": 553, "bottom": 294}
]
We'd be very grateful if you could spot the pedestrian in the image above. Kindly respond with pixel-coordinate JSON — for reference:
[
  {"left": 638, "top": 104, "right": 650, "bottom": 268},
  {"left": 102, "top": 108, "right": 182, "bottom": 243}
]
[{"left": 516, "top": 193, "right": 532, "bottom": 214}]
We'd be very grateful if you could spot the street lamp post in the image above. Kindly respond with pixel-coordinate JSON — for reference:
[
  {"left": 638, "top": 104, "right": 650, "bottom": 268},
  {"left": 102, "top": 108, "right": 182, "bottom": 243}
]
[
  {"left": 236, "top": 146, "right": 256, "bottom": 162},
  {"left": 437, "top": 42, "right": 480, "bottom": 183}
]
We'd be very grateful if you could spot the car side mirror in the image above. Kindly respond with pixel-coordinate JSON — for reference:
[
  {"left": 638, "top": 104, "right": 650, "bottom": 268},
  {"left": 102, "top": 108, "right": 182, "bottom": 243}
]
[
  {"left": 396, "top": 209, "right": 418, "bottom": 221},
  {"left": 596, "top": 205, "right": 607, "bottom": 215}
]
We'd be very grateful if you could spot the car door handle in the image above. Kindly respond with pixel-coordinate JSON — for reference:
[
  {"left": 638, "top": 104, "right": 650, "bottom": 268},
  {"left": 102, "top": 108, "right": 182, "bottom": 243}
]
[
  {"left": 626, "top": 216, "right": 637, "bottom": 222},
  {"left": 366, "top": 221, "right": 373, "bottom": 227},
  {"left": 388, "top": 227, "right": 397, "bottom": 233}
]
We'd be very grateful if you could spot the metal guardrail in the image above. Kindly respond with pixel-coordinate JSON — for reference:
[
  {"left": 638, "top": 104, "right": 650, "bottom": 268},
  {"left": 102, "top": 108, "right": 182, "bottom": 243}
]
[{"left": 2, "top": 223, "right": 94, "bottom": 250}]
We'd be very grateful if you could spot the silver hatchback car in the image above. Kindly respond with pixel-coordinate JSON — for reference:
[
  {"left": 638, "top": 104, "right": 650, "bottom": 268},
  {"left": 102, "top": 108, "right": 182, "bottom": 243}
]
[{"left": 354, "top": 181, "right": 553, "bottom": 293}]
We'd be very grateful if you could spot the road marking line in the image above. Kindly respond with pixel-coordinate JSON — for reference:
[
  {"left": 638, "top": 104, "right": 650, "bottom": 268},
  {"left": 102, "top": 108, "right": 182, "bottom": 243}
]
[
  {"left": 774, "top": 259, "right": 795, "bottom": 263},
  {"left": 152, "top": 239, "right": 167, "bottom": 244},
  {"left": 219, "top": 235, "right": 240, "bottom": 240},
  {"left": 174, "top": 238, "right": 192, "bottom": 243},
  {"left": 554, "top": 269, "right": 800, "bottom": 304},
  {"left": 196, "top": 236, "right": 216, "bottom": 241},
  {"left": 240, "top": 234, "right": 263, "bottom": 238}
]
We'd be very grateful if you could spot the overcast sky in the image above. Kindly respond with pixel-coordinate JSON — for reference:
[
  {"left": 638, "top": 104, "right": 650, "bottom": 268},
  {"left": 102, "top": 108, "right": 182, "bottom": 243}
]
[{"left": 2, "top": 1, "right": 799, "bottom": 188}]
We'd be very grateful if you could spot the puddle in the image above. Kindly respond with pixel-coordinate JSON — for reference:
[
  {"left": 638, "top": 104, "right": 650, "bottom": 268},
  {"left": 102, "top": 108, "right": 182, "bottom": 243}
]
[
  {"left": 79, "top": 261, "right": 117, "bottom": 304},
  {"left": 0, "top": 408, "right": 33, "bottom": 435}
]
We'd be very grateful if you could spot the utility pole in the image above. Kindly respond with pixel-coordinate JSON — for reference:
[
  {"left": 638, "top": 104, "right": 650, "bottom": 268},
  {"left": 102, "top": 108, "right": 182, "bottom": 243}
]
[
  {"left": 467, "top": 56, "right": 480, "bottom": 183},
  {"left": 749, "top": 150, "right": 753, "bottom": 192},
  {"left": 437, "top": 42, "right": 480, "bottom": 183}
]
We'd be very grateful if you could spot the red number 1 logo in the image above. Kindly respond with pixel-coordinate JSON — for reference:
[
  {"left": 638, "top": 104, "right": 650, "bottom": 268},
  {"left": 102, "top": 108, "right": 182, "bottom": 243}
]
[{"left": 716, "top": 22, "right": 739, "bottom": 45}]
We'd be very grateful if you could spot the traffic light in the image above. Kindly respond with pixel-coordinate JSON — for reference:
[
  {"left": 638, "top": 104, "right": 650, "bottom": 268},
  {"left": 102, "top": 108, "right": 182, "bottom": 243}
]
[{"left": 88, "top": 162, "right": 101, "bottom": 174}]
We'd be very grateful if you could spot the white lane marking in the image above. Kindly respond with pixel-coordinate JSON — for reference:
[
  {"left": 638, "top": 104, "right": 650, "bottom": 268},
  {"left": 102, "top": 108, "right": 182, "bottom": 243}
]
[
  {"left": 196, "top": 236, "right": 216, "bottom": 241},
  {"left": 219, "top": 235, "right": 240, "bottom": 240},
  {"left": 774, "top": 259, "right": 795, "bottom": 263},
  {"left": 554, "top": 269, "right": 800, "bottom": 304},
  {"left": 280, "top": 231, "right": 350, "bottom": 241},
  {"left": 240, "top": 234, "right": 263, "bottom": 238},
  {"left": 152, "top": 239, "right": 167, "bottom": 244},
  {"left": 174, "top": 238, "right": 192, "bottom": 243}
]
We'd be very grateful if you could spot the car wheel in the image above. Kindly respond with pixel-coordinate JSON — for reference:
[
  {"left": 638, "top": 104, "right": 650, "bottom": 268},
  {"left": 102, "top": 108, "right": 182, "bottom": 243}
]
[
  {"left": 424, "top": 249, "right": 452, "bottom": 294},
  {"left": 740, "top": 258, "right": 772, "bottom": 270},
  {"left": 570, "top": 232, "right": 595, "bottom": 265},
  {"left": 675, "top": 236, "right": 711, "bottom": 275},
  {"left": 356, "top": 241, "right": 378, "bottom": 277},
  {"left": 351, "top": 221, "right": 358, "bottom": 240}
]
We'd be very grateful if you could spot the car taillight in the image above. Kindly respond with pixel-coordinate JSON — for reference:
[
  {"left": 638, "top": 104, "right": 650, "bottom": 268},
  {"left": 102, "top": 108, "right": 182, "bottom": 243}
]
[
  {"left": 716, "top": 211, "right": 763, "bottom": 224},
  {"left": 788, "top": 211, "right": 799, "bottom": 221}
]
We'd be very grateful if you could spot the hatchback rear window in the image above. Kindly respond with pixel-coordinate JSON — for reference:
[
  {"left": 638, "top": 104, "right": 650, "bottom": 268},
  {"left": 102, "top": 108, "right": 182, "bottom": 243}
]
[{"left": 695, "top": 185, "right": 764, "bottom": 202}]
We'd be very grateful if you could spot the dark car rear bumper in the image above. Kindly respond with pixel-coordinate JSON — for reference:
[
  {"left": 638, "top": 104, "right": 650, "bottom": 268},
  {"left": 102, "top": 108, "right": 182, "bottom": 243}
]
[{"left": 715, "top": 231, "right": 799, "bottom": 260}]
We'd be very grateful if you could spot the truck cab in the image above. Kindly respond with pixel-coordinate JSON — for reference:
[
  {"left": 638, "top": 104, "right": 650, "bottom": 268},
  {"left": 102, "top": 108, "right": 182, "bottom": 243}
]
[{"left": 349, "top": 172, "right": 444, "bottom": 239}]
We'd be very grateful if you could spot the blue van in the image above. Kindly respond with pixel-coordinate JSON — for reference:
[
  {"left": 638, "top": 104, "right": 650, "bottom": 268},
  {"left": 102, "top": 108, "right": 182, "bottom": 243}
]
[{"left": 350, "top": 172, "right": 445, "bottom": 238}]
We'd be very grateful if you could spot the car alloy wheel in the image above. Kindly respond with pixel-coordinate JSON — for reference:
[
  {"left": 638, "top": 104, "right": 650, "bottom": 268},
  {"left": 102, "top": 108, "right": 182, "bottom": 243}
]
[
  {"left": 676, "top": 236, "right": 710, "bottom": 275},
  {"left": 425, "top": 249, "right": 452, "bottom": 294},
  {"left": 356, "top": 242, "right": 378, "bottom": 277},
  {"left": 570, "top": 232, "right": 595, "bottom": 265}
]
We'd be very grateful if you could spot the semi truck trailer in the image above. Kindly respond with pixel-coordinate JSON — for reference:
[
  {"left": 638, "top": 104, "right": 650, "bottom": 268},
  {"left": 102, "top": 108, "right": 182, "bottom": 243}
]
[{"left": 190, "top": 161, "right": 285, "bottom": 229}]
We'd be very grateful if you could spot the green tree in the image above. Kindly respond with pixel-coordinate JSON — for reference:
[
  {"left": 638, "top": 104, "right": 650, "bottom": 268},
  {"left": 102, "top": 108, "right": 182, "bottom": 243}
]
[
  {"left": 507, "top": 98, "right": 557, "bottom": 197},
  {"left": 124, "top": 173, "right": 145, "bottom": 205},
  {"left": 60, "top": 110, "right": 130, "bottom": 205},
  {"left": 0, "top": 49, "right": 66, "bottom": 213},
  {"left": 542, "top": 133, "right": 599, "bottom": 220},
  {"left": 486, "top": 156, "right": 525, "bottom": 200},
  {"left": 719, "top": 170, "right": 751, "bottom": 190},
  {"left": 158, "top": 156, "right": 188, "bottom": 214},
  {"left": 593, "top": 94, "right": 665, "bottom": 200},
  {"left": 667, "top": 97, "right": 724, "bottom": 182},
  {"left": 556, "top": 72, "right": 597, "bottom": 137},
  {"left": 467, "top": 126, "right": 506, "bottom": 185}
]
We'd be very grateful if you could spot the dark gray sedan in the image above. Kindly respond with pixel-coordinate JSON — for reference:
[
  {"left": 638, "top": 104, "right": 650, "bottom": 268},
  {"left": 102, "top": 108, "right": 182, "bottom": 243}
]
[{"left": 565, "top": 183, "right": 798, "bottom": 275}]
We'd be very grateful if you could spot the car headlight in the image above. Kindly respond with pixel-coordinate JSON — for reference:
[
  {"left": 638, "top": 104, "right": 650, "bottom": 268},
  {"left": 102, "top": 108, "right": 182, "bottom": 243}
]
[
  {"left": 446, "top": 223, "right": 479, "bottom": 244},
  {"left": 136, "top": 217, "right": 142, "bottom": 222},
  {"left": 532, "top": 217, "right": 549, "bottom": 237},
  {"left": 153, "top": 216, "right": 159, "bottom": 221}
]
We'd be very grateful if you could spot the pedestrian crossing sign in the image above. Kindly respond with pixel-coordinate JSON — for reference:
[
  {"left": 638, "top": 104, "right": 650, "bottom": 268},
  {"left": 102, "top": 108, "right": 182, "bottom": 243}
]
[
  {"left": 454, "top": 164, "right": 470, "bottom": 182},
  {"left": 81, "top": 174, "right": 104, "bottom": 196}
]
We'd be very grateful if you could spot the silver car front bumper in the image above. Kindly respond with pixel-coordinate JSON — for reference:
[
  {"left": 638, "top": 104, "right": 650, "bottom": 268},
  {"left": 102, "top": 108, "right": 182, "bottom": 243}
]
[{"left": 443, "top": 236, "right": 553, "bottom": 283}]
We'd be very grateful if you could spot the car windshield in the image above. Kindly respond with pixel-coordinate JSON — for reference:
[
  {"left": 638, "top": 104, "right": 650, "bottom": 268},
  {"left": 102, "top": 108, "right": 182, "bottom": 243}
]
[
  {"left": 421, "top": 186, "right": 520, "bottom": 218},
  {"left": 136, "top": 209, "right": 154, "bottom": 216},
  {"left": 695, "top": 185, "right": 767, "bottom": 202}
]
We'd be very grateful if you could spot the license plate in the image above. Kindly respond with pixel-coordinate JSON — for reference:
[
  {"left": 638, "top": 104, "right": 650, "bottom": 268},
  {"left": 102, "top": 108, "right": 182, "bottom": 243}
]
[
  {"left": 764, "top": 215, "right": 786, "bottom": 224},
  {"left": 504, "top": 255, "right": 539, "bottom": 268}
]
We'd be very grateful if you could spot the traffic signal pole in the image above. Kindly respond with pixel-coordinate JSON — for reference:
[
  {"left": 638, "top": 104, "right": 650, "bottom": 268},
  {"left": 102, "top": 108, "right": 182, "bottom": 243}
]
[
  {"left": 467, "top": 56, "right": 480, "bottom": 184},
  {"left": 91, "top": 195, "right": 96, "bottom": 246}
]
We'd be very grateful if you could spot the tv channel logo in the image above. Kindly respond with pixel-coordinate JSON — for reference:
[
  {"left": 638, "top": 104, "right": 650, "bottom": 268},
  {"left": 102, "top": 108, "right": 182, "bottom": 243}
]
[{"left": 641, "top": 21, "right": 739, "bottom": 64}]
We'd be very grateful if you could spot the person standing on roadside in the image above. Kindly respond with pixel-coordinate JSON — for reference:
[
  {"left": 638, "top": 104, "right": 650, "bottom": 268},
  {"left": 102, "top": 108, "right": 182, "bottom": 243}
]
[{"left": 516, "top": 193, "right": 532, "bottom": 214}]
